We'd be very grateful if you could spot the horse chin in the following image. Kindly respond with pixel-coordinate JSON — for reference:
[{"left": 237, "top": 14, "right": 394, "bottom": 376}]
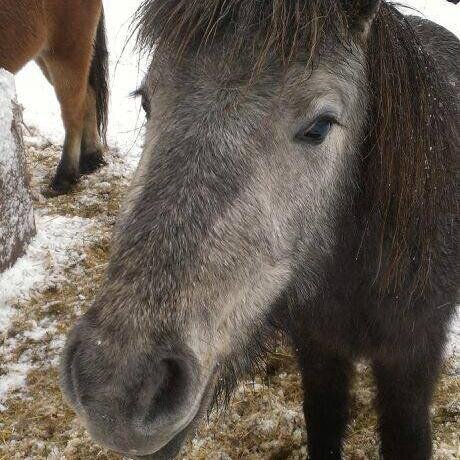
[{"left": 130, "top": 429, "right": 188, "bottom": 460}]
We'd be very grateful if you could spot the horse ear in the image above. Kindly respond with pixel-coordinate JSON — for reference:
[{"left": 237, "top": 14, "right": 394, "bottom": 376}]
[{"left": 351, "top": 0, "right": 382, "bottom": 38}]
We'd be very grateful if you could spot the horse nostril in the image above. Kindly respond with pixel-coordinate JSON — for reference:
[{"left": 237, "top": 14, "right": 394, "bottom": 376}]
[
  {"left": 134, "top": 354, "right": 197, "bottom": 432},
  {"left": 148, "top": 357, "right": 189, "bottom": 417}
]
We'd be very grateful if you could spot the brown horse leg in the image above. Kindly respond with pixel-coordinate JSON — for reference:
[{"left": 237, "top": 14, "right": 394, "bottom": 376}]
[
  {"left": 40, "top": 55, "right": 88, "bottom": 194},
  {"left": 80, "top": 86, "right": 106, "bottom": 174},
  {"left": 35, "top": 57, "right": 51, "bottom": 82},
  {"left": 37, "top": 58, "right": 105, "bottom": 175}
]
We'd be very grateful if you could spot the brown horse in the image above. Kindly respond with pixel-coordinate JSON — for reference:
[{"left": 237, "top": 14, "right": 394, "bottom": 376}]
[{"left": 0, "top": 0, "right": 109, "bottom": 194}]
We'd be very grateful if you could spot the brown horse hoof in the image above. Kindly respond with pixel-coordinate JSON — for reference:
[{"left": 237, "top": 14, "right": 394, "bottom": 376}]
[
  {"left": 80, "top": 152, "right": 107, "bottom": 175},
  {"left": 43, "top": 174, "right": 79, "bottom": 197}
]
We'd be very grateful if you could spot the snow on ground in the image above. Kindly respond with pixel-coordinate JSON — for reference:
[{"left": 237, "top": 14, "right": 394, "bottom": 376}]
[
  {"left": 0, "top": 214, "right": 94, "bottom": 333},
  {"left": 0, "top": 199, "right": 99, "bottom": 406}
]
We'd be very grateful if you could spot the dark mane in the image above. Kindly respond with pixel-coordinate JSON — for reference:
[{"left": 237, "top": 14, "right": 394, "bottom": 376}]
[
  {"left": 133, "top": 0, "right": 458, "bottom": 298},
  {"left": 366, "top": 8, "right": 458, "bottom": 297},
  {"left": 133, "top": 0, "right": 351, "bottom": 70}
]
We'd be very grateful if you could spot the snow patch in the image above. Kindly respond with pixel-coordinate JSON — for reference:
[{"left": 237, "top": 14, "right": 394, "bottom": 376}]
[
  {"left": 0, "top": 213, "right": 94, "bottom": 332},
  {"left": 0, "top": 362, "right": 31, "bottom": 409},
  {"left": 23, "top": 320, "right": 57, "bottom": 342}
]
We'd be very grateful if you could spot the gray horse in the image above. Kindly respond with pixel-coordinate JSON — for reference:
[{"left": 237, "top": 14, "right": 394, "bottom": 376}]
[{"left": 61, "top": 1, "right": 459, "bottom": 459}]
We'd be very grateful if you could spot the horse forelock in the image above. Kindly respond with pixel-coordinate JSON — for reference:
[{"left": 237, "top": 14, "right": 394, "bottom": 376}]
[{"left": 133, "top": 0, "right": 352, "bottom": 71}]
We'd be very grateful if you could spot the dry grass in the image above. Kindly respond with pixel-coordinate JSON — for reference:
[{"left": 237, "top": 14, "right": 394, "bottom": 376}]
[{"left": 0, "top": 138, "right": 458, "bottom": 459}]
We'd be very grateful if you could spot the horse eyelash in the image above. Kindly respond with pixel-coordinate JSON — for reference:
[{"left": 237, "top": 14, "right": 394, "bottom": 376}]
[{"left": 131, "top": 87, "right": 147, "bottom": 99}]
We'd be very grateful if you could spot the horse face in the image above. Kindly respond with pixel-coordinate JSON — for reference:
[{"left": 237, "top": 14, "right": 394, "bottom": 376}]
[{"left": 61, "top": 44, "right": 368, "bottom": 458}]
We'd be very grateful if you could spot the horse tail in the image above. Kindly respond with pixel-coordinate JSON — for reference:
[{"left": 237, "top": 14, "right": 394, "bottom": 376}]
[{"left": 89, "top": 7, "right": 109, "bottom": 145}]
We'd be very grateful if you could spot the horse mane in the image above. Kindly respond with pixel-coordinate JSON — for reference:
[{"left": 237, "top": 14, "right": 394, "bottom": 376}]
[
  {"left": 366, "top": 8, "right": 457, "bottom": 298},
  {"left": 134, "top": 0, "right": 458, "bottom": 299}
]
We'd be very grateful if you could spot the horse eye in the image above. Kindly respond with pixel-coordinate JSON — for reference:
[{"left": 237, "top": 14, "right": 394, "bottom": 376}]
[{"left": 296, "top": 118, "right": 334, "bottom": 144}]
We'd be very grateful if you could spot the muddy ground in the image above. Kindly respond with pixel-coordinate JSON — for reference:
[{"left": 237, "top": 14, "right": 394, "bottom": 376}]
[{"left": 0, "top": 138, "right": 459, "bottom": 459}]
